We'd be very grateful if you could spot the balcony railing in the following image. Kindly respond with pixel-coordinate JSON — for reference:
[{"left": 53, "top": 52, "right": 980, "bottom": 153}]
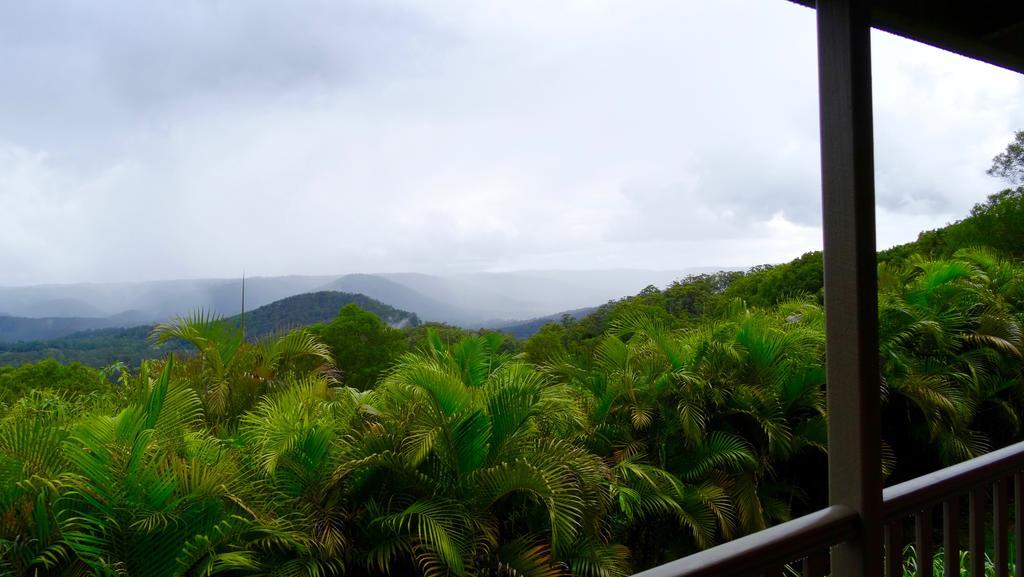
[{"left": 633, "top": 440, "right": 1024, "bottom": 577}]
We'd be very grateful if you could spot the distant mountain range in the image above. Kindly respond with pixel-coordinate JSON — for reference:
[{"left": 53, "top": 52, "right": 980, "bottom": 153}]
[
  {"left": 0, "top": 315, "right": 141, "bottom": 343},
  {"left": 491, "top": 307, "right": 598, "bottom": 339},
  {"left": 0, "top": 268, "right": 721, "bottom": 342},
  {"left": 0, "top": 275, "right": 336, "bottom": 323},
  {"left": 0, "top": 291, "right": 421, "bottom": 367}
]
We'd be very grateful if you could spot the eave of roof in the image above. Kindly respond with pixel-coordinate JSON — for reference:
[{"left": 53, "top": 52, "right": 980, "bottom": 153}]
[{"left": 788, "top": 0, "right": 1024, "bottom": 75}]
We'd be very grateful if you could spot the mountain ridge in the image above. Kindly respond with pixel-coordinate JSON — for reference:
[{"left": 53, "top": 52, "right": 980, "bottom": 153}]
[
  {"left": 0, "top": 291, "right": 421, "bottom": 367},
  {"left": 0, "top": 269, "right": 720, "bottom": 333}
]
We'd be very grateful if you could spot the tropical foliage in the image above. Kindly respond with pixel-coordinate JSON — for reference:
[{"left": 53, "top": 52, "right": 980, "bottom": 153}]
[
  {"left": 3, "top": 144, "right": 1024, "bottom": 576},
  {"left": 3, "top": 240, "right": 1023, "bottom": 576}
]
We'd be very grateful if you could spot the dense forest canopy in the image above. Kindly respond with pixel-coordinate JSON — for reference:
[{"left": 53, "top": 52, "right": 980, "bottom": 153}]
[{"left": 2, "top": 136, "right": 1024, "bottom": 576}]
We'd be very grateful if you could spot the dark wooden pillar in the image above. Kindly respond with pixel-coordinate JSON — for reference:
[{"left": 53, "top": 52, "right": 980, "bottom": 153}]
[{"left": 816, "top": 1, "right": 883, "bottom": 577}]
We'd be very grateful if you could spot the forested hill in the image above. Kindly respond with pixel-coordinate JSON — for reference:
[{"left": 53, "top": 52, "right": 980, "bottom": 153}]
[
  {"left": 720, "top": 185, "right": 1024, "bottom": 310},
  {"left": 0, "top": 325, "right": 187, "bottom": 368},
  {"left": 0, "top": 314, "right": 134, "bottom": 344},
  {"left": 521, "top": 186, "right": 1024, "bottom": 357},
  {"left": 0, "top": 291, "right": 419, "bottom": 367},
  {"left": 223, "top": 291, "right": 420, "bottom": 338}
]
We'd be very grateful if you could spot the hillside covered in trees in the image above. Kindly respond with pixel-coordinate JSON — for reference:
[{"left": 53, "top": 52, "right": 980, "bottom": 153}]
[
  {"left": 2, "top": 138, "right": 1024, "bottom": 575},
  {"left": 0, "top": 291, "right": 420, "bottom": 368}
]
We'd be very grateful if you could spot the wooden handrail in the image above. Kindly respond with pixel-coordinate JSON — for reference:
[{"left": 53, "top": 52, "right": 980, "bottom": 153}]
[
  {"left": 632, "top": 441, "right": 1024, "bottom": 577},
  {"left": 631, "top": 505, "right": 859, "bottom": 577},
  {"left": 882, "top": 440, "right": 1024, "bottom": 522}
]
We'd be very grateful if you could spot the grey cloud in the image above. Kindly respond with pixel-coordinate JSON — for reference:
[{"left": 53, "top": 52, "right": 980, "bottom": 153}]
[
  {"left": 0, "top": 0, "right": 1022, "bottom": 286},
  {"left": 0, "top": 1, "right": 440, "bottom": 150}
]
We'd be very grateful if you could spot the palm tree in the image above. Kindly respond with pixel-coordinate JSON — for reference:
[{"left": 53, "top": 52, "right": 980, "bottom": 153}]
[
  {"left": 53, "top": 359, "right": 233, "bottom": 575},
  {"left": 286, "top": 331, "right": 678, "bottom": 577},
  {"left": 0, "top": 390, "right": 83, "bottom": 576},
  {"left": 877, "top": 252, "right": 1024, "bottom": 475},
  {"left": 152, "top": 311, "right": 334, "bottom": 427},
  {"left": 538, "top": 307, "right": 813, "bottom": 564},
  {"left": 679, "top": 305, "right": 826, "bottom": 526}
]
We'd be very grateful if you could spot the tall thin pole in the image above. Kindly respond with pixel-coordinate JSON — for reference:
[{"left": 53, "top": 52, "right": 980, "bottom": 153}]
[
  {"left": 817, "top": 1, "right": 882, "bottom": 576},
  {"left": 240, "top": 271, "right": 246, "bottom": 341}
]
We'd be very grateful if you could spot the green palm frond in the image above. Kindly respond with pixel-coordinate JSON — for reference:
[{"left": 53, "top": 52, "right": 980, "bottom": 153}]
[
  {"left": 240, "top": 381, "right": 337, "bottom": 478},
  {"left": 152, "top": 310, "right": 243, "bottom": 366},
  {"left": 492, "top": 536, "right": 565, "bottom": 577},
  {"left": 611, "top": 459, "right": 717, "bottom": 547},
  {"left": 252, "top": 329, "right": 335, "bottom": 381},
  {"left": 561, "top": 536, "right": 631, "bottom": 577},
  {"left": 376, "top": 499, "right": 471, "bottom": 577},
  {"left": 679, "top": 432, "right": 756, "bottom": 481},
  {"left": 476, "top": 458, "right": 586, "bottom": 551},
  {"left": 483, "top": 363, "right": 546, "bottom": 457}
]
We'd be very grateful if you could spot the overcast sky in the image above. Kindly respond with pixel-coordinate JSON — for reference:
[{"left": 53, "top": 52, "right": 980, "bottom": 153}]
[{"left": 1, "top": 0, "right": 1022, "bottom": 286}]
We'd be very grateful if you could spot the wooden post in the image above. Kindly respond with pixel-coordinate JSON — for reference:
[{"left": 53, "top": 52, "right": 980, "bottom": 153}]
[{"left": 817, "top": 1, "right": 883, "bottom": 577}]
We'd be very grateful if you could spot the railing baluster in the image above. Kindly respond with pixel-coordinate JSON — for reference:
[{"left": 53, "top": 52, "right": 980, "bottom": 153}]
[
  {"left": 996, "top": 478, "right": 1010, "bottom": 577},
  {"left": 916, "top": 508, "right": 934, "bottom": 577},
  {"left": 944, "top": 496, "right": 961, "bottom": 577},
  {"left": 804, "top": 551, "right": 827, "bottom": 577},
  {"left": 885, "top": 521, "right": 904, "bottom": 577},
  {"left": 631, "top": 442, "right": 1024, "bottom": 577},
  {"left": 1016, "top": 473, "right": 1023, "bottom": 577},
  {"left": 970, "top": 487, "right": 986, "bottom": 577}
]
